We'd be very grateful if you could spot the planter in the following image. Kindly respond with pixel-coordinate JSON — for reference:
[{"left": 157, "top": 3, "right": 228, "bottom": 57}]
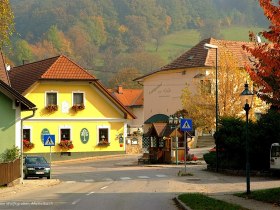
[
  {"left": 72, "top": 104, "right": 85, "bottom": 112},
  {"left": 23, "top": 140, "right": 34, "bottom": 149},
  {"left": 98, "top": 142, "right": 110, "bottom": 146},
  {"left": 58, "top": 140, "right": 74, "bottom": 150},
  {"left": 46, "top": 104, "right": 58, "bottom": 112}
]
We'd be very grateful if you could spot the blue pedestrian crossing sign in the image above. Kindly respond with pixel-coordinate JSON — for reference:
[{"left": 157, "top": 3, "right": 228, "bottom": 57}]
[
  {"left": 180, "top": 119, "right": 193, "bottom": 131},
  {"left": 43, "top": 134, "right": 55, "bottom": 146}
]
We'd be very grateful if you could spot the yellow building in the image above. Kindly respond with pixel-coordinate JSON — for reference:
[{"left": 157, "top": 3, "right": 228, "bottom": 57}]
[{"left": 9, "top": 55, "right": 135, "bottom": 159}]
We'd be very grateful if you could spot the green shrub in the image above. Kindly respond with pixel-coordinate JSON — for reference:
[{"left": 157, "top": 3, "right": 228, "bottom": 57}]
[
  {"left": 0, "top": 146, "right": 20, "bottom": 162},
  {"left": 203, "top": 152, "right": 216, "bottom": 166}
]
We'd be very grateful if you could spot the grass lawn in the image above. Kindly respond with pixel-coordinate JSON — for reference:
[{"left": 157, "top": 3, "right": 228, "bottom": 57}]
[
  {"left": 236, "top": 187, "right": 280, "bottom": 204},
  {"left": 178, "top": 193, "right": 249, "bottom": 210}
]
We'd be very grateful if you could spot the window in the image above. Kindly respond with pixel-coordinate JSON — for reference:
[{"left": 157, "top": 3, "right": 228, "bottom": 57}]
[
  {"left": 99, "top": 128, "right": 109, "bottom": 143},
  {"left": 60, "top": 128, "right": 71, "bottom": 141},
  {"left": 23, "top": 129, "right": 31, "bottom": 141},
  {"left": 46, "top": 92, "right": 57, "bottom": 105},
  {"left": 73, "top": 93, "right": 84, "bottom": 105},
  {"left": 200, "top": 80, "right": 211, "bottom": 94}
]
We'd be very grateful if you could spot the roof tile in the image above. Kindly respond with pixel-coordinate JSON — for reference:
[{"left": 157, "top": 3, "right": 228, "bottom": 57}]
[{"left": 9, "top": 55, "right": 95, "bottom": 93}]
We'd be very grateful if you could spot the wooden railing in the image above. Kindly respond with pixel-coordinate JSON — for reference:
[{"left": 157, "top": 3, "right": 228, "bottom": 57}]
[{"left": 0, "top": 159, "right": 20, "bottom": 186}]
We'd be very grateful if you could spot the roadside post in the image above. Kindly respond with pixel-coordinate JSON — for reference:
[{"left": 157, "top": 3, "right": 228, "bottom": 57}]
[
  {"left": 180, "top": 119, "right": 193, "bottom": 173},
  {"left": 43, "top": 134, "right": 55, "bottom": 178}
]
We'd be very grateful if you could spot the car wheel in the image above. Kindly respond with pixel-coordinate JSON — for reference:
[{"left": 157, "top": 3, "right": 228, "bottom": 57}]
[{"left": 47, "top": 176, "right": 50, "bottom": 179}]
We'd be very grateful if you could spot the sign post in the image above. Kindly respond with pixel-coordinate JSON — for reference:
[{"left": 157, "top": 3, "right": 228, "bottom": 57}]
[
  {"left": 180, "top": 119, "right": 193, "bottom": 173},
  {"left": 43, "top": 134, "right": 55, "bottom": 179}
]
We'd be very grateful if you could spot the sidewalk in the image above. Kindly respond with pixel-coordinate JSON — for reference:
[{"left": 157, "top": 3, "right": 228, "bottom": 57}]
[{"left": 0, "top": 179, "right": 60, "bottom": 198}]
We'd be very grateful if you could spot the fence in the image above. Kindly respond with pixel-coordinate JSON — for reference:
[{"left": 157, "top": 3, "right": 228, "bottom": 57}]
[{"left": 0, "top": 159, "right": 20, "bottom": 186}]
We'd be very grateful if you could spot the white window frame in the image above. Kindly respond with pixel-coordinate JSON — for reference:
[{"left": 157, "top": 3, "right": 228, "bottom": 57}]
[
  {"left": 97, "top": 126, "right": 110, "bottom": 144},
  {"left": 72, "top": 91, "right": 85, "bottom": 106},
  {"left": 23, "top": 126, "right": 32, "bottom": 142},
  {"left": 45, "top": 91, "right": 58, "bottom": 106},
  {"left": 59, "top": 126, "right": 72, "bottom": 142}
]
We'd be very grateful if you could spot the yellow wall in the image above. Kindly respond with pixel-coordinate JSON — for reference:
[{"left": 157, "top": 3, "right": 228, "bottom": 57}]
[{"left": 22, "top": 81, "right": 126, "bottom": 154}]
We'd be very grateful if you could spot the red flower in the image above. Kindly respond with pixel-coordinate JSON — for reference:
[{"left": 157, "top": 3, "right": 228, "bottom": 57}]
[
  {"left": 58, "top": 140, "right": 74, "bottom": 150},
  {"left": 23, "top": 139, "right": 34, "bottom": 149}
]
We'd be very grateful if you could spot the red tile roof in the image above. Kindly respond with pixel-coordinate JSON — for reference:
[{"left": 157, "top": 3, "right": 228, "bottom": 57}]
[
  {"left": 109, "top": 86, "right": 143, "bottom": 107},
  {"left": 0, "top": 52, "right": 10, "bottom": 85},
  {"left": 135, "top": 37, "right": 254, "bottom": 81},
  {"left": 9, "top": 55, "right": 96, "bottom": 93}
]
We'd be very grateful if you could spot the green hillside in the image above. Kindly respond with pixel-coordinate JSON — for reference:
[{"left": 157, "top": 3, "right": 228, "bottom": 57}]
[{"left": 145, "top": 26, "right": 265, "bottom": 63}]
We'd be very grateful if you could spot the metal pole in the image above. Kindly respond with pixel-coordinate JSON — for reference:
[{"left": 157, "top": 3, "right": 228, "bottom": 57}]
[
  {"left": 245, "top": 104, "right": 250, "bottom": 194},
  {"left": 50, "top": 146, "right": 52, "bottom": 179},
  {"left": 184, "top": 131, "right": 187, "bottom": 173},
  {"left": 176, "top": 128, "right": 178, "bottom": 165},
  {"left": 215, "top": 48, "right": 219, "bottom": 172}
]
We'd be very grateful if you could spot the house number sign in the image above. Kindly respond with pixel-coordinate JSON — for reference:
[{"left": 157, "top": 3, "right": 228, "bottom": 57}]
[{"left": 80, "top": 128, "right": 89, "bottom": 144}]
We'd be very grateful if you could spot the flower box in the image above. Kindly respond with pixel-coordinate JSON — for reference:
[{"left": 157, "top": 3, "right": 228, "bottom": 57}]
[
  {"left": 23, "top": 139, "right": 34, "bottom": 149},
  {"left": 98, "top": 141, "right": 110, "bottom": 146},
  {"left": 58, "top": 140, "right": 74, "bottom": 150},
  {"left": 72, "top": 104, "right": 85, "bottom": 112},
  {"left": 46, "top": 104, "right": 58, "bottom": 112}
]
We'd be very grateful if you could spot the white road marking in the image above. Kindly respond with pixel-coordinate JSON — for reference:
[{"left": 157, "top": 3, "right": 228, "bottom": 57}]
[
  {"left": 86, "top": 192, "right": 95, "bottom": 196},
  {"left": 72, "top": 198, "right": 81, "bottom": 205},
  {"left": 138, "top": 176, "right": 150, "bottom": 179},
  {"left": 120, "top": 177, "right": 132, "bottom": 180},
  {"left": 84, "top": 179, "right": 94, "bottom": 182},
  {"left": 156, "top": 174, "right": 167, "bottom": 178},
  {"left": 65, "top": 181, "right": 76, "bottom": 184},
  {"left": 102, "top": 178, "right": 113, "bottom": 181},
  {"left": 100, "top": 186, "right": 108, "bottom": 190}
]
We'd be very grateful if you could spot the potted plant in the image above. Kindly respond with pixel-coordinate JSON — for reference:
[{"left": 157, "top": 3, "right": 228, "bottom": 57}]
[
  {"left": 58, "top": 140, "right": 74, "bottom": 150},
  {"left": 23, "top": 139, "right": 35, "bottom": 149},
  {"left": 98, "top": 139, "right": 110, "bottom": 146},
  {"left": 46, "top": 104, "right": 58, "bottom": 112},
  {"left": 72, "top": 104, "right": 85, "bottom": 112}
]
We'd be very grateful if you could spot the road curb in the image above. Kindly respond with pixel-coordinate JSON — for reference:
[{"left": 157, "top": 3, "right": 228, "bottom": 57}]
[{"left": 174, "top": 196, "right": 193, "bottom": 210}]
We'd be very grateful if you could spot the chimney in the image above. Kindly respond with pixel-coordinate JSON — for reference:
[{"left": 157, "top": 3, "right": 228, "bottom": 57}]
[{"left": 117, "top": 85, "right": 123, "bottom": 94}]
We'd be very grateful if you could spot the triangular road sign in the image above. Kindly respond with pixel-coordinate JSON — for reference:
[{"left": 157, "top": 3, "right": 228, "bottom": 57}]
[{"left": 45, "top": 137, "right": 54, "bottom": 146}]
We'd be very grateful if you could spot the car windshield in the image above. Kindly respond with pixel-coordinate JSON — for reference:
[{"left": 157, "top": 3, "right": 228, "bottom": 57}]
[{"left": 25, "top": 157, "right": 47, "bottom": 164}]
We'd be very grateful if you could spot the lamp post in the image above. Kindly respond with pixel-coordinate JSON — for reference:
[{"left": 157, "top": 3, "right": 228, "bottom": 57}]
[
  {"left": 169, "top": 115, "right": 182, "bottom": 165},
  {"left": 204, "top": 43, "right": 219, "bottom": 172},
  {"left": 240, "top": 82, "right": 254, "bottom": 195}
]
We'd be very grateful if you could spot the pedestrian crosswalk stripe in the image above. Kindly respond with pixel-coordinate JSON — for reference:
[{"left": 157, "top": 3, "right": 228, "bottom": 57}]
[
  {"left": 120, "top": 177, "right": 132, "bottom": 180},
  {"left": 102, "top": 178, "right": 113, "bottom": 181},
  {"left": 138, "top": 176, "right": 149, "bottom": 179},
  {"left": 156, "top": 174, "right": 167, "bottom": 178},
  {"left": 65, "top": 181, "right": 76, "bottom": 184},
  {"left": 85, "top": 179, "right": 94, "bottom": 182}
]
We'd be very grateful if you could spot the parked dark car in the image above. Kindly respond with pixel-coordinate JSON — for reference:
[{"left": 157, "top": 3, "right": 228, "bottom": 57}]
[{"left": 23, "top": 156, "right": 50, "bottom": 179}]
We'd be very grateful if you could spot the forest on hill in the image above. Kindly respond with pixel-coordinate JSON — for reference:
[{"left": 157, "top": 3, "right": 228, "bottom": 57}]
[{"left": 6, "top": 0, "right": 267, "bottom": 87}]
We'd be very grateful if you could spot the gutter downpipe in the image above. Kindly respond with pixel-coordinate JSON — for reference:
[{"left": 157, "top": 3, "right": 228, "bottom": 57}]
[{"left": 20, "top": 108, "right": 37, "bottom": 183}]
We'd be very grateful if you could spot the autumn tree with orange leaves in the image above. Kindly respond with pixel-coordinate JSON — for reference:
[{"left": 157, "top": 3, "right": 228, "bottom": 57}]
[{"left": 243, "top": 0, "right": 280, "bottom": 111}]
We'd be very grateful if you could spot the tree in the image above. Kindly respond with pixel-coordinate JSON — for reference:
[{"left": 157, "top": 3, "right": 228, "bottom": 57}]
[
  {"left": 243, "top": 0, "right": 280, "bottom": 110},
  {"left": 108, "top": 67, "right": 142, "bottom": 89},
  {"left": 11, "top": 39, "right": 34, "bottom": 65},
  {"left": 0, "top": 0, "right": 14, "bottom": 49},
  {"left": 181, "top": 47, "right": 248, "bottom": 130}
]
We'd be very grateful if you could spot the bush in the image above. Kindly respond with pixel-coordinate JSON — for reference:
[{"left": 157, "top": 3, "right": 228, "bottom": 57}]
[
  {"left": 0, "top": 146, "right": 20, "bottom": 162},
  {"left": 203, "top": 152, "right": 216, "bottom": 166},
  {"left": 209, "top": 109, "right": 280, "bottom": 171}
]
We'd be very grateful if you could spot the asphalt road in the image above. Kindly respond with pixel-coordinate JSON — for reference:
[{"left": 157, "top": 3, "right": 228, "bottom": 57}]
[{"left": 2, "top": 154, "right": 280, "bottom": 210}]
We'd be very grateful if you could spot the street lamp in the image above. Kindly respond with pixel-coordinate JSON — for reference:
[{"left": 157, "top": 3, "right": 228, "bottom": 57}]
[
  {"left": 204, "top": 43, "right": 219, "bottom": 172},
  {"left": 240, "top": 82, "right": 254, "bottom": 195},
  {"left": 169, "top": 115, "right": 182, "bottom": 165}
]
